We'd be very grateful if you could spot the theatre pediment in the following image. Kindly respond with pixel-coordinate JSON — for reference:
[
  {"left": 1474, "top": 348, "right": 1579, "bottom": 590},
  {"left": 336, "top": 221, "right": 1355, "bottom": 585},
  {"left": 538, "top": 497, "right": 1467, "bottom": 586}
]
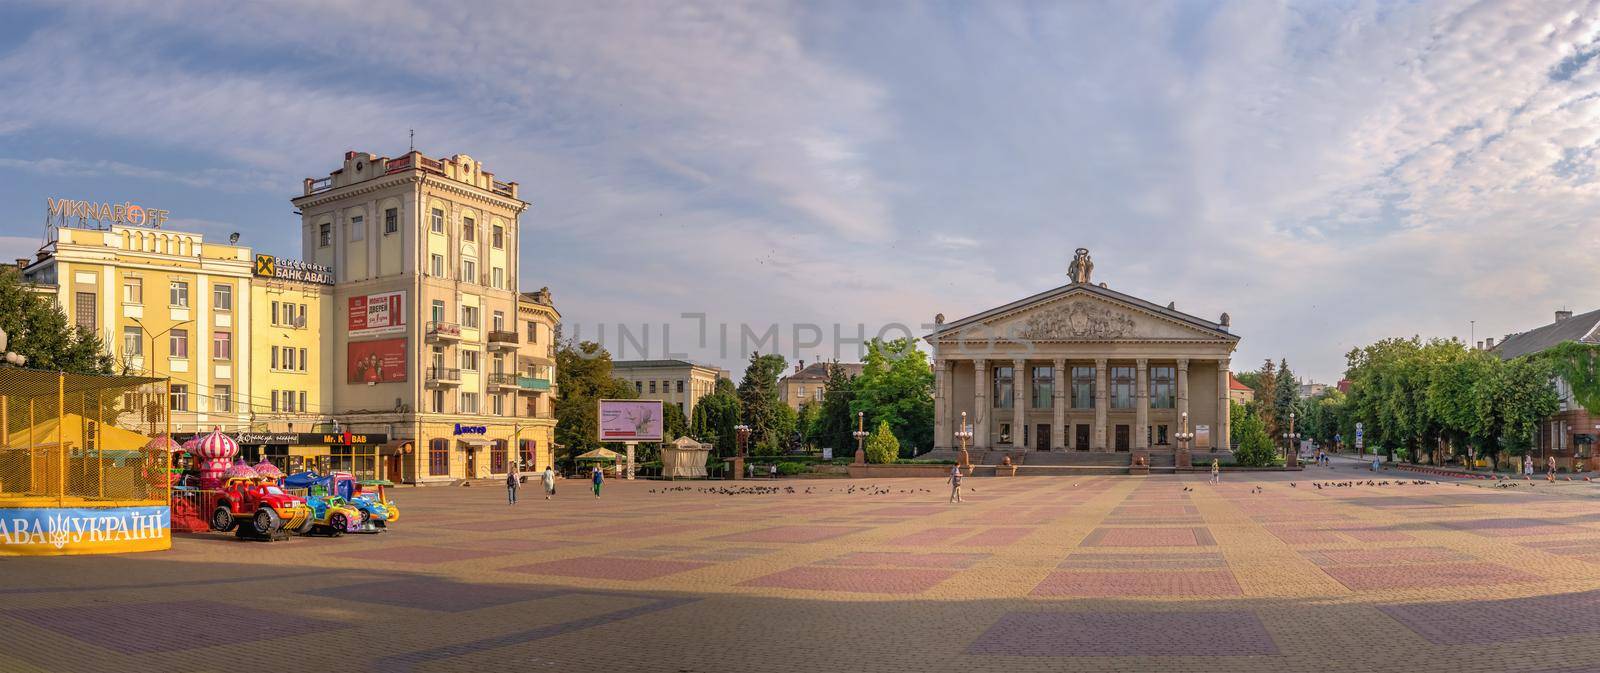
[{"left": 943, "top": 291, "right": 1230, "bottom": 343}]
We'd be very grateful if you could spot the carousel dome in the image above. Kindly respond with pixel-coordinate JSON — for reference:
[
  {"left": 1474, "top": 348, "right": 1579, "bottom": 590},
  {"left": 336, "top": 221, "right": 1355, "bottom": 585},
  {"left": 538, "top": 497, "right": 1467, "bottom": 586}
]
[
  {"left": 191, "top": 427, "right": 239, "bottom": 461},
  {"left": 222, "top": 457, "right": 260, "bottom": 481},
  {"left": 252, "top": 458, "right": 285, "bottom": 480},
  {"left": 145, "top": 435, "right": 182, "bottom": 453}
]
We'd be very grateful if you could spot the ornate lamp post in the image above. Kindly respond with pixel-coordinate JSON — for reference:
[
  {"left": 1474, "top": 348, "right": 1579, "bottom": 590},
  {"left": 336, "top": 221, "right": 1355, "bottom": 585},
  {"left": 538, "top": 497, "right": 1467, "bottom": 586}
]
[
  {"left": 1282, "top": 411, "right": 1298, "bottom": 467},
  {"left": 731, "top": 424, "right": 751, "bottom": 480},
  {"left": 955, "top": 410, "right": 974, "bottom": 471},
  {"left": 1175, "top": 410, "right": 1196, "bottom": 468},
  {"left": 852, "top": 411, "right": 870, "bottom": 463}
]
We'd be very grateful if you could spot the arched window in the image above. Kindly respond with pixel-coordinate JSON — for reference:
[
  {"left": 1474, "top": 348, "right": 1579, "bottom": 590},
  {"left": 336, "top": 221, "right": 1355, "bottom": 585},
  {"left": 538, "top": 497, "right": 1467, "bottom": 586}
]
[
  {"left": 428, "top": 439, "right": 450, "bottom": 476},
  {"left": 490, "top": 439, "right": 508, "bottom": 473}
]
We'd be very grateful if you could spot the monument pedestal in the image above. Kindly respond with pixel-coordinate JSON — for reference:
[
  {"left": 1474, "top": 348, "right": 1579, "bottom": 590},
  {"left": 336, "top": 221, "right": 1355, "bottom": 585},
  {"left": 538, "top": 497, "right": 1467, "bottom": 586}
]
[
  {"left": 1129, "top": 449, "right": 1150, "bottom": 475},
  {"left": 1176, "top": 447, "right": 1192, "bottom": 469},
  {"left": 728, "top": 456, "right": 744, "bottom": 480}
]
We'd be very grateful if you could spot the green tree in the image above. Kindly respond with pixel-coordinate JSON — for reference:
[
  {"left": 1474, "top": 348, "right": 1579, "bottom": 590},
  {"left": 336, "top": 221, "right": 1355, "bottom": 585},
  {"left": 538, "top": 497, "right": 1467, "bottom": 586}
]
[
  {"left": 864, "top": 420, "right": 899, "bottom": 464},
  {"left": 1488, "top": 357, "right": 1558, "bottom": 469},
  {"left": 812, "top": 361, "right": 859, "bottom": 456},
  {"left": 769, "top": 402, "right": 799, "bottom": 455},
  {"left": 0, "top": 267, "right": 113, "bottom": 375},
  {"left": 850, "top": 338, "right": 934, "bottom": 455},
  {"left": 1273, "top": 358, "right": 1299, "bottom": 439},
  {"left": 553, "top": 340, "right": 636, "bottom": 465},
  {"left": 736, "top": 352, "right": 788, "bottom": 454},
  {"left": 690, "top": 378, "right": 741, "bottom": 455},
  {"left": 1256, "top": 359, "right": 1278, "bottom": 440},
  {"left": 1231, "top": 411, "right": 1277, "bottom": 467},
  {"left": 796, "top": 400, "right": 824, "bottom": 448}
]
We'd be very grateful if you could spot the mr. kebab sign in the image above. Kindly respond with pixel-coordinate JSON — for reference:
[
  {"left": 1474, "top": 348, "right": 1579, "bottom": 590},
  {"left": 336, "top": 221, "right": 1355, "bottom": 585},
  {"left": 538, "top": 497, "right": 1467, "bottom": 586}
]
[{"left": 47, "top": 197, "right": 170, "bottom": 229}]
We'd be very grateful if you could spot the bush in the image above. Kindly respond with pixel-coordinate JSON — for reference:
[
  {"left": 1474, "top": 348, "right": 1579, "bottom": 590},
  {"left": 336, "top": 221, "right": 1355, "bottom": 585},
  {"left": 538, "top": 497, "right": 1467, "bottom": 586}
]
[
  {"left": 864, "top": 421, "right": 899, "bottom": 464},
  {"left": 776, "top": 461, "right": 806, "bottom": 475},
  {"left": 1231, "top": 413, "right": 1278, "bottom": 467}
]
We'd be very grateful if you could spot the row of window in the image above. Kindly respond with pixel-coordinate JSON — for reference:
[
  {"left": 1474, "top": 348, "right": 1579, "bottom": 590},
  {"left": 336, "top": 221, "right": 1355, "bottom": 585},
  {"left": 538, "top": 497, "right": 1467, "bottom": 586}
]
[
  {"left": 427, "top": 345, "right": 520, "bottom": 374},
  {"left": 429, "top": 301, "right": 524, "bottom": 333},
  {"left": 270, "top": 301, "right": 309, "bottom": 328},
  {"left": 427, "top": 389, "right": 540, "bottom": 417},
  {"left": 321, "top": 208, "right": 508, "bottom": 249},
  {"left": 636, "top": 380, "right": 688, "bottom": 395},
  {"left": 270, "top": 390, "right": 309, "bottom": 413},
  {"left": 426, "top": 254, "right": 508, "bottom": 289},
  {"left": 427, "top": 438, "right": 539, "bottom": 476},
  {"left": 989, "top": 366, "right": 1181, "bottom": 410},
  {"left": 994, "top": 422, "right": 1176, "bottom": 448},
  {"left": 118, "top": 278, "right": 232, "bottom": 310},
  {"left": 271, "top": 346, "right": 309, "bottom": 372}
]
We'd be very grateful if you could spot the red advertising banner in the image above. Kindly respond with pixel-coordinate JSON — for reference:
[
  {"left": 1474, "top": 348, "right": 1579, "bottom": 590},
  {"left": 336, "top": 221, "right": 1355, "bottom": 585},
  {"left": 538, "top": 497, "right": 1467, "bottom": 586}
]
[
  {"left": 348, "top": 291, "right": 405, "bottom": 337},
  {"left": 347, "top": 338, "right": 408, "bottom": 384}
]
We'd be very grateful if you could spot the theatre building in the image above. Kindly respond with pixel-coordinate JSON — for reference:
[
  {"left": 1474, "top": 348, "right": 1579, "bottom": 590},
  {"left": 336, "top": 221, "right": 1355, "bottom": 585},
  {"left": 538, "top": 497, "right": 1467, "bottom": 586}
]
[{"left": 927, "top": 249, "right": 1239, "bottom": 466}]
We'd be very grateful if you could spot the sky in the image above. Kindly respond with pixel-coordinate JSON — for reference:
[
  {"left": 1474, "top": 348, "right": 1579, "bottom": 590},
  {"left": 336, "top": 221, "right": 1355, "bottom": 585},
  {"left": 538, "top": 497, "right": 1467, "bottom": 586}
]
[{"left": 2, "top": 1, "right": 1600, "bottom": 384}]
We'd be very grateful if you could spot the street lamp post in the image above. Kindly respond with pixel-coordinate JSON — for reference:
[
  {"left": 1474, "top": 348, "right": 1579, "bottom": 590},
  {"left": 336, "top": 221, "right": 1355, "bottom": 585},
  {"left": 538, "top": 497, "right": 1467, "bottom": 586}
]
[
  {"left": 1283, "top": 411, "right": 1298, "bottom": 468},
  {"left": 731, "top": 424, "right": 751, "bottom": 481},
  {"left": 955, "top": 410, "right": 974, "bottom": 471},
  {"left": 1175, "top": 410, "right": 1196, "bottom": 468},
  {"left": 852, "top": 411, "right": 870, "bottom": 464}
]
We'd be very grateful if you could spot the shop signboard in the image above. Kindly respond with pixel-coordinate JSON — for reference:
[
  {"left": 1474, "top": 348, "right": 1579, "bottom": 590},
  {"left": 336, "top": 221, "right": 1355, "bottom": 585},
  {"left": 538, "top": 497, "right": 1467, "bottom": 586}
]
[
  {"left": 347, "top": 338, "right": 408, "bottom": 384},
  {"left": 348, "top": 291, "right": 406, "bottom": 337},
  {"left": 0, "top": 506, "right": 170, "bottom": 555},
  {"left": 597, "top": 399, "right": 664, "bottom": 442}
]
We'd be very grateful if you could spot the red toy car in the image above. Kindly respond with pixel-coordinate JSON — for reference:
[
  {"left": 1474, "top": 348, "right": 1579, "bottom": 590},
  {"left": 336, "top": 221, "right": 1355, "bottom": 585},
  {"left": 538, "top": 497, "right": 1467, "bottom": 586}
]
[{"left": 211, "top": 482, "right": 311, "bottom": 540}]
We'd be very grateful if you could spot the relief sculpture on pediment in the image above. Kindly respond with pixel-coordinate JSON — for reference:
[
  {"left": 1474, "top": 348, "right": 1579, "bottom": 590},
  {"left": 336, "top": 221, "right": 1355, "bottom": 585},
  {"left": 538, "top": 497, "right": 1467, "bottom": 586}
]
[{"left": 1017, "top": 299, "right": 1137, "bottom": 340}]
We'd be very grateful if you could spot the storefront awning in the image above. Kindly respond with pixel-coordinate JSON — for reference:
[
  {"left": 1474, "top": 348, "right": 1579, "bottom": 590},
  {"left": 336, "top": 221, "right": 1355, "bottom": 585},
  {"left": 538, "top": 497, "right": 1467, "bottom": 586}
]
[
  {"left": 381, "top": 439, "right": 414, "bottom": 455},
  {"left": 456, "top": 437, "right": 491, "bottom": 447}
]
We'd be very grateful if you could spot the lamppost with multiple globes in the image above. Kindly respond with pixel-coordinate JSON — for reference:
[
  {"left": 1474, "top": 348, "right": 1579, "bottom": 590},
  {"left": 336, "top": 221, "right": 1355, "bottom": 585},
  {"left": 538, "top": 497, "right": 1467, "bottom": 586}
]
[
  {"left": 734, "top": 424, "right": 751, "bottom": 458},
  {"left": 1282, "top": 411, "right": 1298, "bottom": 465},
  {"left": 852, "top": 411, "right": 870, "bottom": 462},
  {"left": 1175, "top": 410, "right": 1196, "bottom": 466},
  {"left": 955, "top": 410, "right": 974, "bottom": 470}
]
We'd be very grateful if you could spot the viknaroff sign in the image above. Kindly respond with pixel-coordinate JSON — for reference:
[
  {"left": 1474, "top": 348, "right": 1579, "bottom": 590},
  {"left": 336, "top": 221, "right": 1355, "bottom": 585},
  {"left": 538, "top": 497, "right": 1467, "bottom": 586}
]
[
  {"left": 0, "top": 506, "right": 170, "bottom": 556},
  {"left": 47, "top": 197, "right": 169, "bottom": 229},
  {"left": 254, "top": 254, "right": 333, "bottom": 285},
  {"left": 597, "top": 399, "right": 664, "bottom": 442}
]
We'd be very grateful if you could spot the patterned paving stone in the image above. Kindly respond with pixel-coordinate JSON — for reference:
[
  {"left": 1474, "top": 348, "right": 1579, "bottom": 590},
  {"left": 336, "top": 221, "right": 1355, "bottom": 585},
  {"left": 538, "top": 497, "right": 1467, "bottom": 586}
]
[
  {"left": 1059, "top": 551, "right": 1227, "bottom": 569},
  {"left": 968, "top": 611, "right": 1277, "bottom": 656},
  {"left": 821, "top": 551, "right": 989, "bottom": 569},
  {"left": 1081, "top": 526, "right": 1216, "bottom": 547},
  {"left": 9, "top": 600, "right": 344, "bottom": 653},
  {"left": 502, "top": 556, "right": 711, "bottom": 580},
  {"left": 1302, "top": 547, "right": 1470, "bottom": 566},
  {"left": 1380, "top": 590, "right": 1600, "bottom": 644},
  {"left": 1031, "top": 569, "right": 1243, "bottom": 597},
  {"left": 313, "top": 578, "right": 560, "bottom": 612},
  {"left": 1322, "top": 561, "right": 1533, "bottom": 591},
  {"left": 328, "top": 545, "right": 510, "bottom": 564},
  {"left": 709, "top": 525, "right": 866, "bottom": 543},
  {"left": 888, "top": 526, "right": 973, "bottom": 545},
  {"left": 739, "top": 566, "right": 954, "bottom": 594}
]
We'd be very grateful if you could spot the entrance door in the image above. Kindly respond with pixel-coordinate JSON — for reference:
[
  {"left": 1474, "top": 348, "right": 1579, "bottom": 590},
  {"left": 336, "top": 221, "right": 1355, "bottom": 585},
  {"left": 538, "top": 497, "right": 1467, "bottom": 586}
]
[
  {"left": 1115, "top": 425, "right": 1130, "bottom": 451},
  {"left": 465, "top": 448, "right": 478, "bottom": 477},
  {"left": 1075, "top": 424, "right": 1090, "bottom": 450},
  {"left": 385, "top": 454, "right": 402, "bottom": 482},
  {"left": 1036, "top": 424, "right": 1051, "bottom": 451}
]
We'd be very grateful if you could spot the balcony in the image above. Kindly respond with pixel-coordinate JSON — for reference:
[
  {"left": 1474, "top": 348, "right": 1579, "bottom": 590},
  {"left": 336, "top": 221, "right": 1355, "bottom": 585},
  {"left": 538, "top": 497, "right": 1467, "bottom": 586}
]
[
  {"left": 487, "top": 330, "right": 518, "bottom": 350},
  {"left": 488, "top": 372, "right": 521, "bottom": 390},
  {"left": 425, "top": 367, "right": 461, "bottom": 387},
  {"left": 516, "top": 375, "right": 552, "bottom": 394},
  {"left": 425, "top": 321, "right": 462, "bottom": 342}
]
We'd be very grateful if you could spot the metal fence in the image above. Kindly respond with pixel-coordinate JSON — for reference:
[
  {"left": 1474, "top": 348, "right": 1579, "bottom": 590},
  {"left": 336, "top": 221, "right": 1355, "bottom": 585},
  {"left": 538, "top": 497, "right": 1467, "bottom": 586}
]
[{"left": 0, "top": 369, "right": 171, "bottom": 507}]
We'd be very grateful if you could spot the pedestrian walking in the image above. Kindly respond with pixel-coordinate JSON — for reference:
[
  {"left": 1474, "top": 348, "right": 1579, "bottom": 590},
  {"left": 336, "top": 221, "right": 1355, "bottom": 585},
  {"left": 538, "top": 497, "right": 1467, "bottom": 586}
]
[
  {"left": 1525, "top": 455, "right": 1534, "bottom": 478},
  {"left": 505, "top": 468, "right": 519, "bottom": 505},
  {"left": 769, "top": 463, "right": 778, "bottom": 480},
  {"left": 948, "top": 465, "right": 963, "bottom": 503},
  {"left": 592, "top": 465, "right": 604, "bottom": 497},
  {"left": 1547, "top": 455, "right": 1557, "bottom": 482},
  {"left": 1209, "top": 458, "right": 1220, "bottom": 485},
  {"left": 542, "top": 465, "right": 556, "bottom": 499}
]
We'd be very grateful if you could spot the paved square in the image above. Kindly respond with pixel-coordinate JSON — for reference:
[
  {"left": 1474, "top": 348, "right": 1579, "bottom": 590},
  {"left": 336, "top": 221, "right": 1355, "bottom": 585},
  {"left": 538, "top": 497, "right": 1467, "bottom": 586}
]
[{"left": 6, "top": 468, "right": 1600, "bottom": 673}]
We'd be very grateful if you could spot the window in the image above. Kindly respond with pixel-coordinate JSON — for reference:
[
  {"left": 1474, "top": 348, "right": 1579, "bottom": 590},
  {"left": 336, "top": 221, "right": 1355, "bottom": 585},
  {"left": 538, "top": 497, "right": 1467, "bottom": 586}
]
[
  {"left": 299, "top": 391, "right": 307, "bottom": 411},
  {"left": 430, "top": 254, "right": 444, "bottom": 277},
  {"left": 492, "top": 353, "right": 505, "bottom": 374},
  {"left": 384, "top": 207, "right": 398, "bottom": 234},
  {"left": 271, "top": 301, "right": 280, "bottom": 325},
  {"left": 492, "top": 267, "right": 503, "bottom": 289},
  {"left": 280, "top": 303, "right": 294, "bottom": 325},
  {"left": 492, "top": 311, "right": 505, "bottom": 331},
  {"left": 635, "top": 381, "right": 643, "bottom": 394},
  {"left": 432, "top": 389, "right": 445, "bottom": 413},
  {"left": 460, "top": 392, "right": 480, "bottom": 414},
  {"left": 282, "top": 390, "right": 295, "bottom": 413},
  {"left": 271, "top": 346, "right": 279, "bottom": 369},
  {"left": 677, "top": 380, "right": 685, "bottom": 393},
  {"left": 299, "top": 348, "right": 308, "bottom": 372},
  {"left": 1032, "top": 366, "right": 1054, "bottom": 409},
  {"left": 492, "top": 224, "right": 504, "bottom": 248},
  {"left": 271, "top": 390, "right": 279, "bottom": 412},
  {"left": 216, "top": 385, "right": 232, "bottom": 413},
  {"left": 431, "top": 300, "right": 446, "bottom": 325},
  {"left": 430, "top": 208, "right": 444, "bottom": 233},
  {"left": 170, "top": 385, "right": 188, "bottom": 411},
  {"left": 992, "top": 366, "right": 1014, "bottom": 409},
  {"left": 1072, "top": 366, "right": 1095, "bottom": 409},
  {"left": 123, "top": 277, "right": 142, "bottom": 304},
  {"left": 169, "top": 280, "right": 189, "bottom": 307},
  {"left": 460, "top": 349, "right": 480, "bottom": 372},
  {"left": 74, "top": 292, "right": 96, "bottom": 332},
  {"left": 212, "top": 331, "right": 232, "bottom": 360},
  {"left": 297, "top": 304, "right": 307, "bottom": 327},
  {"left": 649, "top": 381, "right": 657, "bottom": 393},
  {"left": 285, "top": 348, "right": 296, "bottom": 371},
  {"left": 1111, "top": 366, "right": 1135, "bottom": 409},
  {"left": 463, "top": 217, "right": 475, "bottom": 241},
  {"left": 490, "top": 439, "right": 507, "bottom": 472},
  {"left": 1150, "top": 366, "right": 1176, "bottom": 409},
  {"left": 169, "top": 329, "right": 189, "bottom": 358},
  {"left": 431, "top": 346, "right": 445, "bottom": 371},
  {"left": 462, "top": 306, "right": 479, "bottom": 328},
  {"left": 213, "top": 284, "right": 232, "bottom": 311},
  {"left": 350, "top": 215, "right": 365, "bottom": 241},
  {"left": 1155, "top": 424, "right": 1169, "bottom": 446},
  {"left": 123, "top": 326, "right": 142, "bottom": 357},
  {"left": 492, "top": 393, "right": 505, "bottom": 416},
  {"left": 461, "top": 259, "right": 476, "bottom": 283},
  {"left": 319, "top": 223, "right": 331, "bottom": 247},
  {"left": 526, "top": 321, "right": 537, "bottom": 342},
  {"left": 429, "top": 439, "right": 449, "bottom": 475}
]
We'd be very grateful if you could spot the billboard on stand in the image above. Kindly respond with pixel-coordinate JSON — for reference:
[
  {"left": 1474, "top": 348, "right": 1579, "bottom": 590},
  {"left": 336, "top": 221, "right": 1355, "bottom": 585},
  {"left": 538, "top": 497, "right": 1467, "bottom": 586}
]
[{"left": 597, "top": 399, "right": 664, "bottom": 442}]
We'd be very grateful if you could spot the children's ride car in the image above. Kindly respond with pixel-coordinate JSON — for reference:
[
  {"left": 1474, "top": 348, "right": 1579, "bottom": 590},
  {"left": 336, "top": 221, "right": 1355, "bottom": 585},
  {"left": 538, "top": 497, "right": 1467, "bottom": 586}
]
[{"left": 211, "top": 482, "right": 310, "bottom": 540}]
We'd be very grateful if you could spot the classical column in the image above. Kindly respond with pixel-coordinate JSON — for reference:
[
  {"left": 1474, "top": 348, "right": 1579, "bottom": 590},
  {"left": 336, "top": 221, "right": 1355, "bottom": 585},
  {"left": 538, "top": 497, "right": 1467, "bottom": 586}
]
[
  {"left": 973, "top": 359, "right": 990, "bottom": 449},
  {"left": 1217, "top": 357, "right": 1232, "bottom": 451},
  {"left": 1135, "top": 358, "right": 1149, "bottom": 450},
  {"left": 1052, "top": 357, "right": 1066, "bottom": 450},
  {"left": 1176, "top": 358, "right": 1190, "bottom": 428},
  {"left": 1013, "top": 358, "right": 1027, "bottom": 449},
  {"left": 934, "top": 356, "right": 940, "bottom": 444},
  {"left": 1093, "top": 358, "right": 1109, "bottom": 451}
]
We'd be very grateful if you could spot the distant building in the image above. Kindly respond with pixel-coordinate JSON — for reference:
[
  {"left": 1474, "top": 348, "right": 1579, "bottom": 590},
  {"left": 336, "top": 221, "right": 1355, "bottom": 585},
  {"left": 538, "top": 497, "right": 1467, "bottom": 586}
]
[
  {"left": 610, "top": 359, "right": 728, "bottom": 417},
  {"left": 1491, "top": 308, "right": 1600, "bottom": 471},
  {"left": 1298, "top": 381, "right": 1328, "bottom": 398},
  {"left": 1228, "top": 372, "right": 1254, "bottom": 404},
  {"left": 779, "top": 360, "right": 865, "bottom": 410},
  {"left": 1337, "top": 378, "right": 1352, "bottom": 394}
]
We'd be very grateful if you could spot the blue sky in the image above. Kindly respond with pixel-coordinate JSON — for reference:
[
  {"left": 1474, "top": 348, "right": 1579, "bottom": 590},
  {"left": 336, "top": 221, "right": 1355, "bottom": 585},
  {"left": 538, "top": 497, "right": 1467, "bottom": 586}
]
[{"left": 3, "top": 1, "right": 1600, "bottom": 383}]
